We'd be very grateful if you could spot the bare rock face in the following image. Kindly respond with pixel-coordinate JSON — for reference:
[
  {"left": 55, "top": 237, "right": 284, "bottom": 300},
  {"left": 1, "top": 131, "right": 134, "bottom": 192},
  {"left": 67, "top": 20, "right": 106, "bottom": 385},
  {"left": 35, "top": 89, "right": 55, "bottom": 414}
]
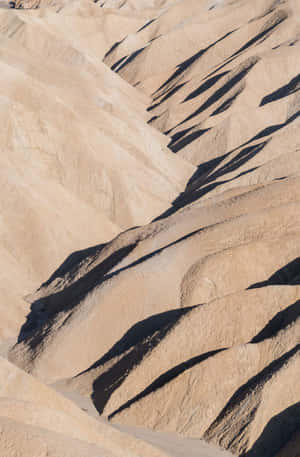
[{"left": 0, "top": 0, "right": 299, "bottom": 456}]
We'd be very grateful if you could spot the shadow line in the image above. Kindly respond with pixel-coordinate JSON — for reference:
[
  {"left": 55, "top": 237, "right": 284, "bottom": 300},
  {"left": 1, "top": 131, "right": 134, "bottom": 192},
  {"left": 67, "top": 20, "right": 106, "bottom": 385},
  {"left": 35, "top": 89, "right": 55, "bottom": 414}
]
[
  {"left": 245, "top": 402, "right": 300, "bottom": 457},
  {"left": 90, "top": 306, "right": 196, "bottom": 414},
  {"left": 251, "top": 300, "right": 300, "bottom": 344},
  {"left": 248, "top": 257, "right": 300, "bottom": 289},
  {"left": 108, "top": 347, "right": 226, "bottom": 419}
]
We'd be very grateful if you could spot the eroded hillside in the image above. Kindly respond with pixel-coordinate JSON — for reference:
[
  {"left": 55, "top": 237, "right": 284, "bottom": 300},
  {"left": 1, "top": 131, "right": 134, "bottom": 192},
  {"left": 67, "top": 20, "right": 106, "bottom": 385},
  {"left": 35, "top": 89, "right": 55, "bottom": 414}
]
[{"left": 0, "top": 0, "right": 299, "bottom": 456}]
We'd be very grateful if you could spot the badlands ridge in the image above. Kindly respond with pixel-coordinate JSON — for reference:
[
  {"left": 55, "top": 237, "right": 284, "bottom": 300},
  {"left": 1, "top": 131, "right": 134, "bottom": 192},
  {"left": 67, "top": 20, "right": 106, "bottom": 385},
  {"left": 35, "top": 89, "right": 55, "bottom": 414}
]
[{"left": 0, "top": 0, "right": 299, "bottom": 455}]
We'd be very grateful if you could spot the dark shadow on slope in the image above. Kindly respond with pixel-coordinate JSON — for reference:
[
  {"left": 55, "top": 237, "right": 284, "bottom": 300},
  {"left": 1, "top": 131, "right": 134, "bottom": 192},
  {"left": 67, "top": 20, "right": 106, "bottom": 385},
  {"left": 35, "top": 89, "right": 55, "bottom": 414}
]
[
  {"left": 82, "top": 306, "right": 196, "bottom": 372},
  {"left": 100, "top": 227, "right": 203, "bottom": 282},
  {"left": 163, "top": 108, "right": 299, "bottom": 214},
  {"left": 250, "top": 111, "right": 300, "bottom": 142},
  {"left": 197, "top": 141, "right": 267, "bottom": 186},
  {"left": 111, "top": 55, "right": 128, "bottom": 71},
  {"left": 211, "top": 85, "right": 244, "bottom": 115},
  {"left": 149, "top": 35, "right": 161, "bottom": 43},
  {"left": 248, "top": 257, "right": 300, "bottom": 289},
  {"left": 250, "top": 110, "right": 300, "bottom": 141},
  {"left": 18, "top": 242, "right": 139, "bottom": 345},
  {"left": 137, "top": 18, "right": 156, "bottom": 33},
  {"left": 17, "top": 111, "right": 296, "bottom": 352},
  {"left": 175, "top": 141, "right": 267, "bottom": 204},
  {"left": 152, "top": 30, "right": 236, "bottom": 97},
  {"left": 212, "top": 109, "right": 299, "bottom": 159},
  {"left": 231, "top": 9, "right": 288, "bottom": 58},
  {"left": 154, "top": 139, "right": 267, "bottom": 222},
  {"left": 155, "top": 168, "right": 256, "bottom": 221},
  {"left": 116, "top": 47, "right": 146, "bottom": 73},
  {"left": 153, "top": 49, "right": 208, "bottom": 95},
  {"left": 104, "top": 37, "right": 126, "bottom": 59},
  {"left": 148, "top": 82, "right": 186, "bottom": 112},
  {"left": 204, "top": 344, "right": 300, "bottom": 441},
  {"left": 179, "top": 57, "right": 259, "bottom": 125},
  {"left": 186, "top": 153, "right": 229, "bottom": 187},
  {"left": 249, "top": 0, "right": 287, "bottom": 22},
  {"left": 260, "top": 74, "right": 300, "bottom": 106},
  {"left": 90, "top": 306, "right": 196, "bottom": 414},
  {"left": 204, "top": 10, "right": 287, "bottom": 81},
  {"left": 148, "top": 114, "right": 160, "bottom": 124},
  {"left": 245, "top": 402, "right": 300, "bottom": 457},
  {"left": 170, "top": 135, "right": 268, "bottom": 197},
  {"left": 168, "top": 128, "right": 210, "bottom": 152},
  {"left": 16, "top": 225, "right": 207, "bottom": 350},
  {"left": 39, "top": 243, "right": 106, "bottom": 290},
  {"left": 183, "top": 72, "right": 229, "bottom": 102},
  {"left": 153, "top": 182, "right": 223, "bottom": 221},
  {"left": 165, "top": 124, "right": 198, "bottom": 141},
  {"left": 186, "top": 166, "right": 258, "bottom": 205},
  {"left": 251, "top": 300, "right": 300, "bottom": 343},
  {"left": 108, "top": 348, "right": 226, "bottom": 419},
  {"left": 204, "top": 54, "right": 238, "bottom": 81}
]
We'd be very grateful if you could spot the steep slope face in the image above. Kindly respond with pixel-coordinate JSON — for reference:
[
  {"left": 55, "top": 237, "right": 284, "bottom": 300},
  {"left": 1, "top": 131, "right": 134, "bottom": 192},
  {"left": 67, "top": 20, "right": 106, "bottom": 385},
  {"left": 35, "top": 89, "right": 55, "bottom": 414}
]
[
  {"left": 0, "top": 2, "right": 192, "bottom": 344},
  {"left": 203, "top": 344, "right": 300, "bottom": 457},
  {"left": 103, "top": 0, "right": 300, "bottom": 198},
  {"left": 58, "top": 286, "right": 300, "bottom": 417},
  {"left": 5, "top": 0, "right": 300, "bottom": 456},
  {"left": 0, "top": 356, "right": 232, "bottom": 457},
  {"left": 9, "top": 176, "right": 300, "bottom": 379},
  {"left": 9, "top": 175, "right": 300, "bottom": 457},
  {"left": 109, "top": 325, "right": 299, "bottom": 446},
  {"left": 0, "top": 356, "right": 173, "bottom": 457},
  {"left": 0, "top": 418, "right": 115, "bottom": 457}
]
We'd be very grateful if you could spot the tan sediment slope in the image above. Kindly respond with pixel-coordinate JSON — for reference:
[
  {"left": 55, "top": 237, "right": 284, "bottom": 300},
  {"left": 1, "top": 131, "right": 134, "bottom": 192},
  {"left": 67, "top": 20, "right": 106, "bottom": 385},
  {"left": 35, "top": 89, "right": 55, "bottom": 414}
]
[
  {"left": 0, "top": 1, "right": 192, "bottom": 343},
  {"left": 0, "top": 355, "right": 232, "bottom": 457},
  {"left": 0, "top": 356, "right": 174, "bottom": 457},
  {"left": 10, "top": 176, "right": 300, "bottom": 456},
  {"left": 2, "top": 0, "right": 300, "bottom": 456}
]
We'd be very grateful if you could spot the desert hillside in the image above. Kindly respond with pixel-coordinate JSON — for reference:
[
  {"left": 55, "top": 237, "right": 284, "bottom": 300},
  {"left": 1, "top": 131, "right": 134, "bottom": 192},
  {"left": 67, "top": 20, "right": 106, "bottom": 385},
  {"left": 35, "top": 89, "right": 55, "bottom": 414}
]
[
  {"left": 0, "top": 0, "right": 193, "bottom": 342},
  {"left": 0, "top": 0, "right": 299, "bottom": 456}
]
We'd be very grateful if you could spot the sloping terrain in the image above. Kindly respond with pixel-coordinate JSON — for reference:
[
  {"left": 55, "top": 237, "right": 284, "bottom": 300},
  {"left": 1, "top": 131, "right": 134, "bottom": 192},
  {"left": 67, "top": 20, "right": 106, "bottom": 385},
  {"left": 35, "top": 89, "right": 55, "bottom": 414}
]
[
  {"left": 0, "top": 0, "right": 192, "bottom": 344},
  {"left": 0, "top": 0, "right": 299, "bottom": 456},
  {"left": 0, "top": 355, "right": 177, "bottom": 457}
]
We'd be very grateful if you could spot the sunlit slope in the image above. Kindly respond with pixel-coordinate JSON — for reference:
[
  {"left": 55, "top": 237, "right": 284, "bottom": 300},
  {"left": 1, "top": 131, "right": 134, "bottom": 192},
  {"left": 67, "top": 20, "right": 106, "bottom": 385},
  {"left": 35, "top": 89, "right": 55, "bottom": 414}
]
[
  {"left": 3, "top": 0, "right": 300, "bottom": 456},
  {"left": 0, "top": 4, "right": 192, "bottom": 342}
]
